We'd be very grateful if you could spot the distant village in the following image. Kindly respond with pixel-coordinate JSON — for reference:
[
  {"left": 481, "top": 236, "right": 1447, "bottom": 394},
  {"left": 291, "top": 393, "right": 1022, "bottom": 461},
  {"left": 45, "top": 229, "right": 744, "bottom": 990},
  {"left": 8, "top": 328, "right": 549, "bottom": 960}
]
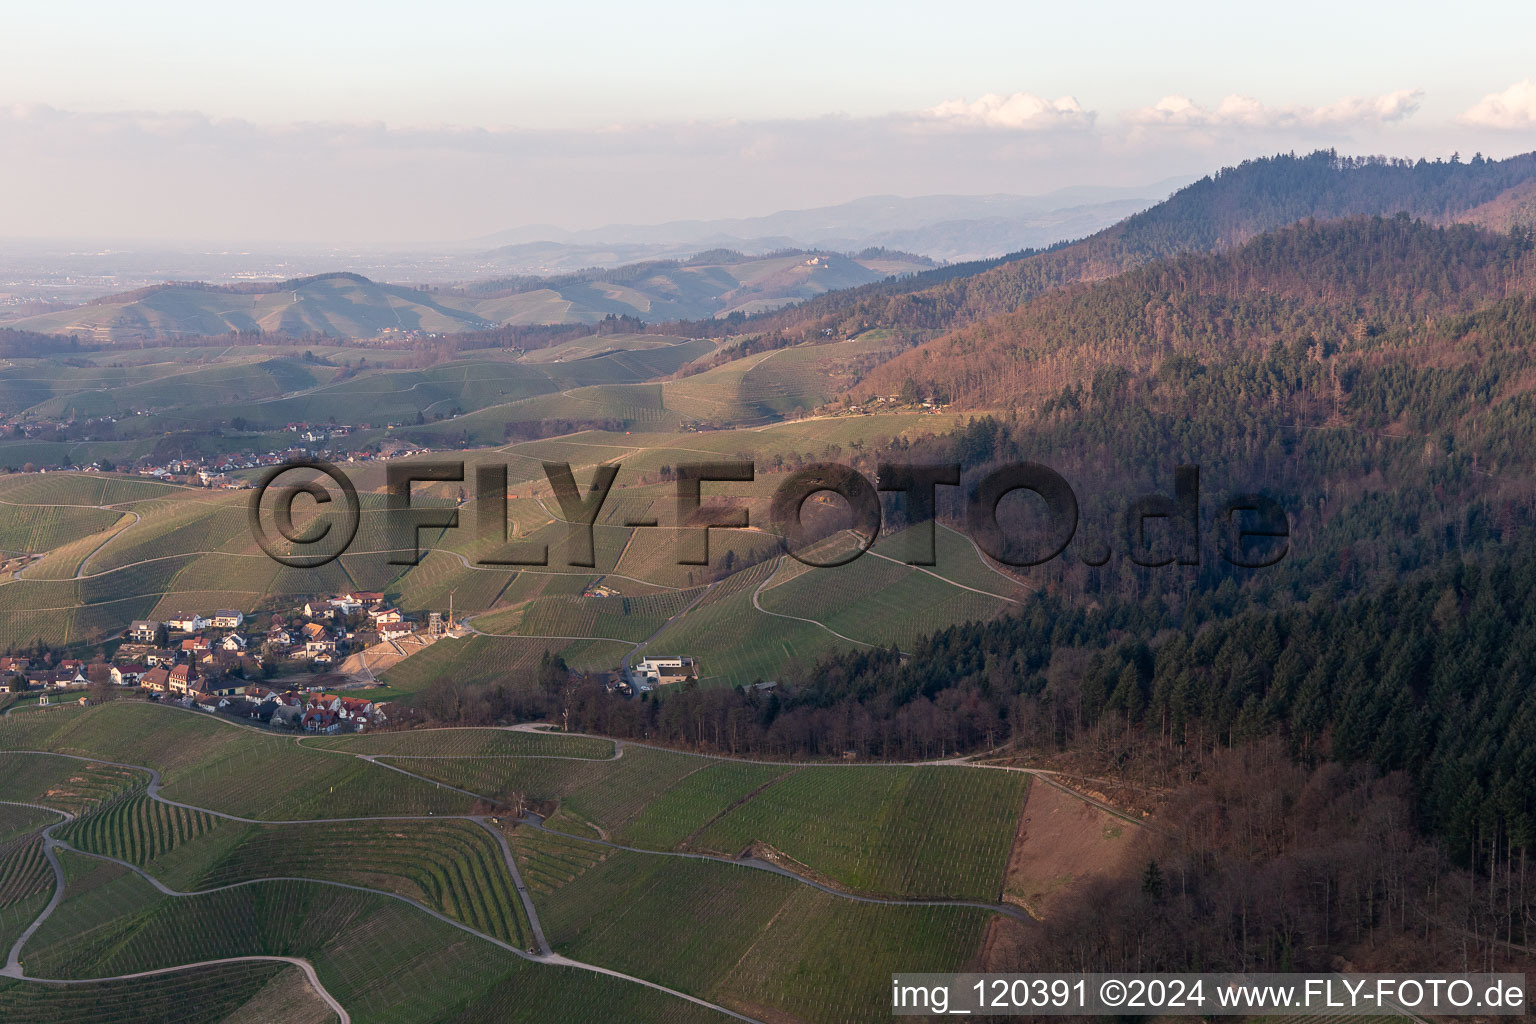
[
  {"left": 0, "top": 589, "right": 465, "bottom": 733},
  {"left": 129, "top": 423, "right": 436, "bottom": 488},
  {"left": 1, "top": 417, "right": 439, "bottom": 478}
]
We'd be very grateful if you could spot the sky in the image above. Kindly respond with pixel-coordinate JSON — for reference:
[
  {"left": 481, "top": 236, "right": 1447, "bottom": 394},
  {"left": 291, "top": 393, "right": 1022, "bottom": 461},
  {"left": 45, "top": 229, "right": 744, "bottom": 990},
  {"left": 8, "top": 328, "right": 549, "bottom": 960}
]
[{"left": 2, "top": 0, "right": 1535, "bottom": 243}]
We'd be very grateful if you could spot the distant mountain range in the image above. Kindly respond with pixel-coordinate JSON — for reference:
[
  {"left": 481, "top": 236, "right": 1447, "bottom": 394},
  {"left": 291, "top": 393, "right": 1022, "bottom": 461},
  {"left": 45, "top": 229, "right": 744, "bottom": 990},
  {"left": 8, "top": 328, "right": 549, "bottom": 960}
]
[
  {"left": 0, "top": 182, "right": 1187, "bottom": 311},
  {"left": 468, "top": 181, "right": 1192, "bottom": 268},
  {"left": 5, "top": 250, "right": 933, "bottom": 342}
]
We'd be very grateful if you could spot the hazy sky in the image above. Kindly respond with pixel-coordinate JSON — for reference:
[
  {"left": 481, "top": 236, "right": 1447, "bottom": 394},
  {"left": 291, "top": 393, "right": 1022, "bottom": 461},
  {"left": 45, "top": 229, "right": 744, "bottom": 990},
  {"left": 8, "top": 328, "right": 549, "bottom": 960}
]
[{"left": 3, "top": 0, "right": 1535, "bottom": 243}]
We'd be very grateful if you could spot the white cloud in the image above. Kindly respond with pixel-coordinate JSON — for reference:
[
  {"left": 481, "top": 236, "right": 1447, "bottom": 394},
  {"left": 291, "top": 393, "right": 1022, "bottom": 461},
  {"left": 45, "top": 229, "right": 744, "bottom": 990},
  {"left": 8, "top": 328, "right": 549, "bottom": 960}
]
[
  {"left": 923, "top": 92, "right": 1094, "bottom": 130},
  {"left": 1126, "top": 89, "right": 1422, "bottom": 130},
  {"left": 1461, "top": 80, "right": 1536, "bottom": 130}
]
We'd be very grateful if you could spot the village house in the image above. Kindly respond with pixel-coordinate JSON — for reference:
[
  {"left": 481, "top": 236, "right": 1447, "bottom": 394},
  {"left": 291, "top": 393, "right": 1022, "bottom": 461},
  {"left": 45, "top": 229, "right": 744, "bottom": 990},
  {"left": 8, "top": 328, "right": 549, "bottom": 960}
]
[
  {"left": 369, "top": 606, "right": 404, "bottom": 625},
  {"left": 167, "top": 663, "right": 199, "bottom": 695},
  {"left": 140, "top": 666, "right": 171, "bottom": 693},
  {"left": 218, "top": 633, "right": 248, "bottom": 652},
  {"left": 29, "top": 665, "right": 87, "bottom": 689},
  {"left": 302, "top": 707, "right": 341, "bottom": 733},
  {"left": 232, "top": 700, "right": 277, "bottom": 725},
  {"left": 193, "top": 677, "right": 242, "bottom": 698},
  {"left": 300, "top": 623, "right": 337, "bottom": 658},
  {"left": 180, "top": 636, "right": 213, "bottom": 656},
  {"left": 212, "top": 609, "right": 244, "bottom": 629},
  {"left": 164, "top": 614, "right": 209, "bottom": 633},
  {"left": 110, "top": 664, "right": 145, "bottom": 686},
  {"left": 128, "top": 620, "right": 160, "bottom": 643},
  {"left": 379, "top": 622, "right": 414, "bottom": 642},
  {"left": 302, "top": 693, "right": 386, "bottom": 732}
]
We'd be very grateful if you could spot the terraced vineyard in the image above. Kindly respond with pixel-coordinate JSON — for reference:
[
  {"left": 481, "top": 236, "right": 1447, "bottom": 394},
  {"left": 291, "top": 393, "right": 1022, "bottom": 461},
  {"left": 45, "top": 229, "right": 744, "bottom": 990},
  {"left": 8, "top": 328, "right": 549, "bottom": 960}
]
[
  {"left": 691, "top": 766, "right": 1028, "bottom": 900},
  {"left": 373, "top": 744, "right": 1028, "bottom": 900},
  {"left": 0, "top": 832, "right": 53, "bottom": 907},
  {"left": 57, "top": 794, "right": 220, "bottom": 866},
  {"left": 0, "top": 802, "right": 58, "bottom": 842},
  {"left": 0, "top": 473, "right": 184, "bottom": 507},
  {"left": 639, "top": 558, "right": 842, "bottom": 685},
  {"left": 29, "top": 850, "right": 733, "bottom": 1024},
  {"left": 213, "top": 819, "right": 534, "bottom": 947},
  {"left": 619, "top": 758, "right": 793, "bottom": 850},
  {"left": 306, "top": 727, "right": 615, "bottom": 758},
  {"left": 0, "top": 704, "right": 472, "bottom": 820},
  {"left": 0, "top": 751, "right": 142, "bottom": 815},
  {"left": 0, "top": 961, "right": 333, "bottom": 1024},
  {"left": 512, "top": 827, "right": 998, "bottom": 1024},
  {"left": 381, "top": 633, "right": 634, "bottom": 693},
  {"left": 0, "top": 702, "right": 1046, "bottom": 1022},
  {"left": 390, "top": 549, "right": 513, "bottom": 615},
  {"left": 476, "top": 587, "right": 701, "bottom": 644},
  {"left": 54, "top": 792, "right": 535, "bottom": 947},
  {"left": 378, "top": 745, "right": 705, "bottom": 838},
  {"left": 0, "top": 503, "right": 124, "bottom": 554},
  {"left": 755, "top": 551, "right": 1012, "bottom": 648}
]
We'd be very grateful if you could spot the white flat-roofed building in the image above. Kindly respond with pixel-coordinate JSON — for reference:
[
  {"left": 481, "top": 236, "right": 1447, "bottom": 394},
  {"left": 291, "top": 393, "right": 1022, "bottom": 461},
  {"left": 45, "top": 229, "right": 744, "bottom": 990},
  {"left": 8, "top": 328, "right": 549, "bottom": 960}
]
[{"left": 629, "top": 656, "right": 698, "bottom": 688}]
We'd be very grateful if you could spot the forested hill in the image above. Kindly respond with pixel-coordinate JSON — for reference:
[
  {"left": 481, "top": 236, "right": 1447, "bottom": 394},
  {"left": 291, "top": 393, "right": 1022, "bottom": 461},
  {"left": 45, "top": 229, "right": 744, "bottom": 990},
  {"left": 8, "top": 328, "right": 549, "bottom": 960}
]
[
  {"left": 861, "top": 215, "right": 1536, "bottom": 407},
  {"left": 747, "top": 150, "right": 1536, "bottom": 341},
  {"left": 557, "top": 212, "right": 1536, "bottom": 880}
]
